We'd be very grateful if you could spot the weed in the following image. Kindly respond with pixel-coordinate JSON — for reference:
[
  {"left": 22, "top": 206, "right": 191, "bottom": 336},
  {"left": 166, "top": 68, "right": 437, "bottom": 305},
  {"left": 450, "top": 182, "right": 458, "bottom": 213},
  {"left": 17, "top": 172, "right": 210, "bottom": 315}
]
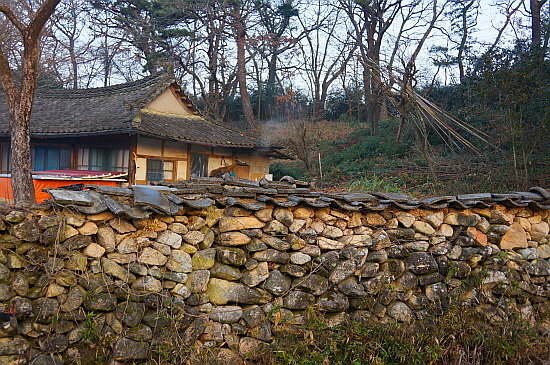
[
  {"left": 81, "top": 311, "right": 100, "bottom": 343},
  {"left": 265, "top": 305, "right": 546, "bottom": 365}
]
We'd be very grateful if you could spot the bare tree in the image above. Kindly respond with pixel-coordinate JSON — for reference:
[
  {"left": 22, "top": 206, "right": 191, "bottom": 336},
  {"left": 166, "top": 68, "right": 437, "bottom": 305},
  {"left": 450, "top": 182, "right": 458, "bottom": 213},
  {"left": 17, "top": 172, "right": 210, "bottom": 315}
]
[
  {"left": 298, "top": 0, "right": 357, "bottom": 121},
  {"left": 0, "top": 0, "right": 61, "bottom": 203},
  {"left": 45, "top": 0, "right": 94, "bottom": 88},
  {"left": 341, "top": 0, "right": 402, "bottom": 136}
]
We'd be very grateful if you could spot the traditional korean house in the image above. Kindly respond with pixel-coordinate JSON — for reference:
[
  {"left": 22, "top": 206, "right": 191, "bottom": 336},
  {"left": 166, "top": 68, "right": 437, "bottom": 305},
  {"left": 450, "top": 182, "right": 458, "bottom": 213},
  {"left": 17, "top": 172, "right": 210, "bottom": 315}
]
[{"left": 0, "top": 73, "right": 283, "bottom": 200}]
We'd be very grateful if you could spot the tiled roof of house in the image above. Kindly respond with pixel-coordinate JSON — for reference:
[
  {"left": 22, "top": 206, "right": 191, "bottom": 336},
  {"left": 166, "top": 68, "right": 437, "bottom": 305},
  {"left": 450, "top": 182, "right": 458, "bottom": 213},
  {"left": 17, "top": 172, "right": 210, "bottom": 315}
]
[
  {"left": 0, "top": 73, "right": 268, "bottom": 148},
  {"left": 44, "top": 174, "right": 550, "bottom": 219}
]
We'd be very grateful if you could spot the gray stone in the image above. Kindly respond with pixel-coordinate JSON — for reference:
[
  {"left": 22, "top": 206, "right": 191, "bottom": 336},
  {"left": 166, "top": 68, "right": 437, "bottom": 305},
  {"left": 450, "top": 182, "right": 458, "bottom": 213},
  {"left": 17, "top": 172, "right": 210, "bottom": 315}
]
[
  {"left": 300, "top": 244, "right": 321, "bottom": 257},
  {"left": 186, "top": 270, "right": 210, "bottom": 293},
  {"left": 356, "top": 262, "right": 379, "bottom": 278},
  {"left": 413, "top": 221, "right": 435, "bottom": 235},
  {"left": 519, "top": 248, "right": 538, "bottom": 260},
  {"left": 209, "top": 306, "right": 243, "bottom": 323},
  {"left": 169, "top": 222, "right": 188, "bottom": 234},
  {"left": 126, "top": 324, "right": 153, "bottom": 341},
  {"left": 263, "top": 270, "right": 290, "bottom": 296},
  {"left": 367, "top": 250, "right": 388, "bottom": 263},
  {"left": 338, "top": 277, "right": 367, "bottom": 297},
  {"left": 210, "top": 263, "right": 243, "bottom": 281},
  {"left": 207, "top": 278, "right": 272, "bottom": 305},
  {"left": 245, "top": 239, "right": 268, "bottom": 252},
  {"left": 425, "top": 282, "right": 448, "bottom": 301},
  {"left": 293, "top": 274, "right": 329, "bottom": 296},
  {"left": 405, "top": 252, "right": 438, "bottom": 274},
  {"left": 263, "top": 220, "right": 288, "bottom": 235},
  {"left": 323, "top": 226, "right": 344, "bottom": 238},
  {"left": 38, "top": 334, "right": 69, "bottom": 353},
  {"left": 181, "top": 317, "right": 208, "bottom": 346},
  {"left": 362, "top": 273, "right": 392, "bottom": 295},
  {"left": 449, "top": 261, "right": 471, "bottom": 278},
  {"left": 261, "top": 236, "right": 291, "bottom": 251},
  {"left": 281, "top": 264, "right": 307, "bottom": 277},
  {"left": 83, "top": 293, "right": 117, "bottom": 311},
  {"left": 132, "top": 276, "right": 163, "bottom": 293},
  {"left": 11, "top": 220, "right": 39, "bottom": 242},
  {"left": 97, "top": 225, "right": 116, "bottom": 252},
  {"left": 252, "top": 249, "right": 290, "bottom": 264},
  {"left": 113, "top": 302, "right": 146, "bottom": 328},
  {"left": 142, "top": 312, "right": 171, "bottom": 327},
  {"left": 236, "top": 307, "right": 262, "bottom": 332},
  {"left": 171, "top": 284, "right": 191, "bottom": 299},
  {"left": 285, "top": 291, "right": 316, "bottom": 310},
  {"left": 0, "top": 284, "right": 13, "bottom": 301},
  {"left": 387, "top": 301, "right": 412, "bottom": 323},
  {"left": 273, "top": 208, "right": 293, "bottom": 226},
  {"left": 526, "top": 258, "right": 550, "bottom": 276},
  {"left": 317, "top": 236, "right": 345, "bottom": 250},
  {"left": 394, "top": 272, "right": 418, "bottom": 291},
  {"left": 113, "top": 338, "right": 148, "bottom": 360},
  {"left": 418, "top": 272, "right": 444, "bottom": 286},
  {"left": 12, "top": 273, "right": 29, "bottom": 296},
  {"left": 183, "top": 231, "right": 205, "bottom": 245},
  {"left": 33, "top": 298, "right": 60, "bottom": 323},
  {"left": 156, "top": 230, "right": 182, "bottom": 249},
  {"left": 38, "top": 216, "right": 62, "bottom": 230},
  {"left": 290, "top": 252, "right": 311, "bottom": 265},
  {"left": 4, "top": 211, "right": 25, "bottom": 223},
  {"left": 241, "top": 262, "right": 269, "bottom": 287},
  {"left": 138, "top": 247, "right": 167, "bottom": 266},
  {"left": 249, "top": 322, "right": 272, "bottom": 343},
  {"left": 60, "top": 286, "right": 86, "bottom": 312},
  {"left": 166, "top": 250, "right": 192, "bottom": 273},
  {"left": 0, "top": 337, "right": 29, "bottom": 355},
  {"left": 217, "top": 247, "right": 247, "bottom": 266},
  {"left": 192, "top": 248, "right": 217, "bottom": 269},
  {"left": 101, "top": 258, "right": 134, "bottom": 282},
  {"left": 329, "top": 259, "right": 356, "bottom": 284},
  {"left": 317, "top": 291, "right": 349, "bottom": 312}
]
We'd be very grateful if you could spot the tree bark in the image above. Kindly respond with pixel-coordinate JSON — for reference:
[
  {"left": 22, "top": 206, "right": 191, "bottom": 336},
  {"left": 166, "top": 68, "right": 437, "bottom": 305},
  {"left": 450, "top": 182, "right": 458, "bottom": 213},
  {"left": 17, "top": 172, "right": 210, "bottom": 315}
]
[
  {"left": 531, "top": 0, "right": 548, "bottom": 46},
  {"left": 232, "top": 5, "right": 258, "bottom": 133},
  {"left": 0, "top": 1, "right": 62, "bottom": 203}
]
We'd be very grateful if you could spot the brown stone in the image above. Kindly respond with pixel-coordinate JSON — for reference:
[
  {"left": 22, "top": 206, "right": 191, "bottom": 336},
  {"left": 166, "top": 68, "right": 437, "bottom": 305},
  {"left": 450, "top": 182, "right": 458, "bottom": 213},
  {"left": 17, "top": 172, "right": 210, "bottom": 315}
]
[
  {"left": 467, "top": 227, "right": 488, "bottom": 246},
  {"left": 77, "top": 221, "right": 98, "bottom": 235},
  {"left": 500, "top": 223, "right": 528, "bottom": 250},
  {"left": 364, "top": 213, "right": 386, "bottom": 226},
  {"left": 218, "top": 217, "right": 265, "bottom": 232}
]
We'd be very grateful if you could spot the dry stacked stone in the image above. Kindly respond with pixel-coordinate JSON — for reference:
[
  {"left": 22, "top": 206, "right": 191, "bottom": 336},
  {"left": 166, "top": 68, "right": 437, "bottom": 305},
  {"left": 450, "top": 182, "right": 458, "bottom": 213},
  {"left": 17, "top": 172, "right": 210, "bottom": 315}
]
[{"left": 0, "top": 180, "right": 548, "bottom": 364}]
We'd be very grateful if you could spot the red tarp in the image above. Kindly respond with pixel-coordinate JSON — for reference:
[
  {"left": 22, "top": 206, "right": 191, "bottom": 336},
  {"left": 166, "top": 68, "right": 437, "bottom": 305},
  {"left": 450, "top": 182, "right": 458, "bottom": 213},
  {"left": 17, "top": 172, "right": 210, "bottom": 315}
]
[{"left": 0, "top": 178, "right": 120, "bottom": 203}]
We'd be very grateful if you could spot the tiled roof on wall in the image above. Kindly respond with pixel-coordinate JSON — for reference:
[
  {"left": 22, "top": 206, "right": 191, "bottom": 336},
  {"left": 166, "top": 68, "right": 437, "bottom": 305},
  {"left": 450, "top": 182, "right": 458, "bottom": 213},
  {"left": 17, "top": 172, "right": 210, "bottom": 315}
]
[{"left": 44, "top": 175, "right": 550, "bottom": 219}]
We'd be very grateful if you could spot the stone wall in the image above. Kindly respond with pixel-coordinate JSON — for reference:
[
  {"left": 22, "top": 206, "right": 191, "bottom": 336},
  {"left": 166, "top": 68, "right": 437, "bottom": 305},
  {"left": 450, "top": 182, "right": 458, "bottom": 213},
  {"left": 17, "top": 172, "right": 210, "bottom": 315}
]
[{"left": 0, "top": 178, "right": 549, "bottom": 364}]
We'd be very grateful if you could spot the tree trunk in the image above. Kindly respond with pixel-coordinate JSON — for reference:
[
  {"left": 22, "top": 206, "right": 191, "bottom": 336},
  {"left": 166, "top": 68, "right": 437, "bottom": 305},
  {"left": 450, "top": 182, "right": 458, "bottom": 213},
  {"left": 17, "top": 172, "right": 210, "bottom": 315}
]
[
  {"left": 233, "top": 5, "right": 258, "bottom": 133},
  {"left": 0, "top": 0, "right": 62, "bottom": 203},
  {"left": 531, "top": 0, "right": 547, "bottom": 46}
]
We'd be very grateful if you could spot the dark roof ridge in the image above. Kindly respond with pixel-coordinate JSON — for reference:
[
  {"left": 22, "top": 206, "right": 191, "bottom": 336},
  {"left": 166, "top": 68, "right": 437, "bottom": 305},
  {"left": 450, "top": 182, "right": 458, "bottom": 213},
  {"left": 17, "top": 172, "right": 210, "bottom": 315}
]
[{"left": 37, "top": 72, "right": 173, "bottom": 99}]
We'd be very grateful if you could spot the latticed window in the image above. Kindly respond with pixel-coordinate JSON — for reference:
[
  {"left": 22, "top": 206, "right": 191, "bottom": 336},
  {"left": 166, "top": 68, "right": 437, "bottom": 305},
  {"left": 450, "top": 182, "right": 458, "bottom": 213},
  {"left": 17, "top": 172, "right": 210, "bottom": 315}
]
[
  {"left": 77, "top": 148, "right": 129, "bottom": 172},
  {"left": 33, "top": 146, "right": 71, "bottom": 171}
]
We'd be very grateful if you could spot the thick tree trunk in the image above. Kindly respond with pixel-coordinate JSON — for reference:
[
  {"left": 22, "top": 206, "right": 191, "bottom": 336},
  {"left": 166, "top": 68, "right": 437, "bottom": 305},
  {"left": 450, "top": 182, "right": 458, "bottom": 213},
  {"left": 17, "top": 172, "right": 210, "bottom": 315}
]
[
  {"left": 531, "top": 0, "right": 547, "bottom": 46},
  {"left": 233, "top": 6, "right": 258, "bottom": 133},
  {"left": 0, "top": 0, "right": 61, "bottom": 203}
]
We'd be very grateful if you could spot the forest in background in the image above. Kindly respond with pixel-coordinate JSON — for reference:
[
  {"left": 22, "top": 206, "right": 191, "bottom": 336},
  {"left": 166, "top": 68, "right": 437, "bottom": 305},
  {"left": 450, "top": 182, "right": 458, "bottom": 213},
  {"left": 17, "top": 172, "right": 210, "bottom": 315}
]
[{"left": 1, "top": 0, "right": 549, "bottom": 197}]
